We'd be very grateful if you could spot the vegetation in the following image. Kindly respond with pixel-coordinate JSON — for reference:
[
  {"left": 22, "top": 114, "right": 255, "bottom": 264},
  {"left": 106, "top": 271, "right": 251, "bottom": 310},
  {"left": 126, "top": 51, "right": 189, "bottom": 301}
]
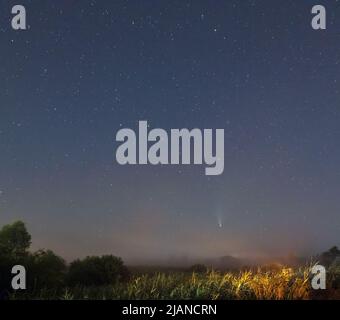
[
  {"left": 1, "top": 221, "right": 339, "bottom": 300},
  {"left": 11, "top": 266, "right": 340, "bottom": 300},
  {"left": 319, "top": 246, "right": 340, "bottom": 267},
  {"left": 0, "top": 221, "right": 31, "bottom": 257},
  {"left": 67, "top": 255, "right": 130, "bottom": 287}
]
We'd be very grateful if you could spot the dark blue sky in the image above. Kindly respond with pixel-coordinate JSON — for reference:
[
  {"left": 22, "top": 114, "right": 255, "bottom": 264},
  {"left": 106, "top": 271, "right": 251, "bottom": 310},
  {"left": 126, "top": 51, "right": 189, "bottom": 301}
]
[{"left": 0, "top": 0, "right": 339, "bottom": 263}]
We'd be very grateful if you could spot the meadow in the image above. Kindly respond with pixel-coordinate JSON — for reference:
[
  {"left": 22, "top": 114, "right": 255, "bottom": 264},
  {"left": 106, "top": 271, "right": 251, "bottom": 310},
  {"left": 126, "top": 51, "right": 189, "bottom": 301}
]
[{"left": 10, "top": 265, "right": 340, "bottom": 300}]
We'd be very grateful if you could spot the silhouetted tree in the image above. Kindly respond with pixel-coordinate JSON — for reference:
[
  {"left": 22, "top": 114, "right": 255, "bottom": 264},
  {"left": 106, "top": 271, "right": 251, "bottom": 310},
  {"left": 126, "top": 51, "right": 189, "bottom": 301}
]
[
  {"left": 319, "top": 246, "right": 340, "bottom": 267},
  {"left": 67, "top": 255, "right": 130, "bottom": 286},
  {"left": 27, "top": 249, "right": 67, "bottom": 290},
  {"left": 0, "top": 221, "right": 32, "bottom": 295},
  {"left": 0, "top": 221, "right": 66, "bottom": 295},
  {"left": 0, "top": 221, "right": 31, "bottom": 257}
]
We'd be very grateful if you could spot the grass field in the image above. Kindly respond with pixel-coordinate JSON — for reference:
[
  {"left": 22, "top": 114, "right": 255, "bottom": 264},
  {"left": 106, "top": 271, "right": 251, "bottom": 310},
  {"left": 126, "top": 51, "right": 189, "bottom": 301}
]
[{"left": 10, "top": 265, "right": 340, "bottom": 300}]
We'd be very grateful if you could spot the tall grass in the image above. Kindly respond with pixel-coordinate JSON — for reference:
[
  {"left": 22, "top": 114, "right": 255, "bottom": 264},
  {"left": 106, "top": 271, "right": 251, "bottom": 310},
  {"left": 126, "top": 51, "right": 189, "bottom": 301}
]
[{"left": 11, "top": 266, "right": 320, "bottom": 300}]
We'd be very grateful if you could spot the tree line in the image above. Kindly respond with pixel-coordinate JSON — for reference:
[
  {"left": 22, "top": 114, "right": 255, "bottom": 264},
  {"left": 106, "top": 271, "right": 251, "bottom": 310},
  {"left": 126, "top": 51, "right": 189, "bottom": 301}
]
[{"left": 0, "top": 221, "right": 129, "bottom": 298}]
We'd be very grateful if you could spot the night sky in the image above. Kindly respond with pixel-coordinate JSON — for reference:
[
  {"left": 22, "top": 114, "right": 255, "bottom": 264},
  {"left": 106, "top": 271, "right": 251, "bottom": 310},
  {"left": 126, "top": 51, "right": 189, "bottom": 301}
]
[{"left": 1, "top": 0, "right": 339, "bottom": 263}]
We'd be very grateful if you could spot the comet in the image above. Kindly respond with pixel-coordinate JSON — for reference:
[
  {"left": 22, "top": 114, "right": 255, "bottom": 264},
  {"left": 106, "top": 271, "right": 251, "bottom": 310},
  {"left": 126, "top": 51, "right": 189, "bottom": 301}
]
[{"left": 217, "top": 215, "right": 223, "bottom": 228}]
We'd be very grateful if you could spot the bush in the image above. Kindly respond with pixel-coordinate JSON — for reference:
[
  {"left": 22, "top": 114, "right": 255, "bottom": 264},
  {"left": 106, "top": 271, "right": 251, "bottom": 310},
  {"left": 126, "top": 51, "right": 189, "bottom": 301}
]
[
  {"left": 319, "top": 246, "right": 340, "bottom": 267},
  {"left": 67, "top": 255, "right": 130, "bottom": 287},
  {"left": 27, "top": 250, "right": 67, "bottom": 291}
]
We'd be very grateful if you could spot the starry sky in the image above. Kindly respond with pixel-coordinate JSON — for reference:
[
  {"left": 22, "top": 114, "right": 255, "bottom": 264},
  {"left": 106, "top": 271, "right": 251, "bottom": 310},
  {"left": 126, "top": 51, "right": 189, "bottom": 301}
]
[{"left": 0, "top": 0, "right": 340, "bottom": 263}]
